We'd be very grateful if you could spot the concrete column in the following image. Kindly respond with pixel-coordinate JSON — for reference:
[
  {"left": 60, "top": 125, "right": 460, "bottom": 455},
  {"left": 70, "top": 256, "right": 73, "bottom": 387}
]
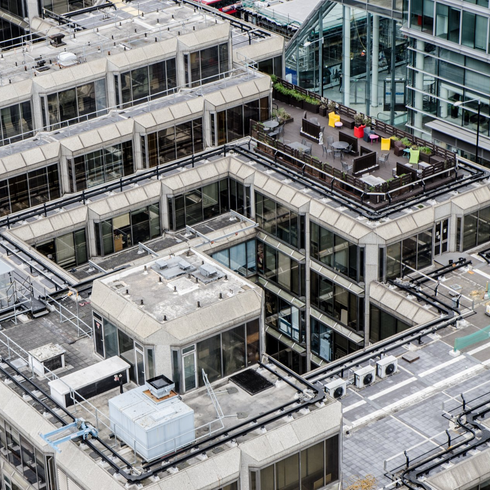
[
  {"left": 133, "top": 131, "right": 144, "bottom": 170},
  {"left": 27, "top": 0, "right": 39, "bottom": 20},
  {"left": 414, "top": 40, "right": 425, "bottom": 137},
  {"left": 304, "top": 211, "right": 311, "bottom": 371},
  {"left": 440, "top": 85, "right": 448, "bottom": 118},
  {"left": 371, "top": 15, "right": 380, "bottom": 113},
  {"left": 363, "top": 241, "right": 379, "bottom": 348},
  {"left": 342, "top": 6, "right": 351, "bottom": 106},
  {"left": 59, "top": 155, "right": 71, "bottom": 194}
]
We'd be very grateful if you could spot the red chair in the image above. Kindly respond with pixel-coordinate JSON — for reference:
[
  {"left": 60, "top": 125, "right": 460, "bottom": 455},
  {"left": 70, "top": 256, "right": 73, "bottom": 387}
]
[{"left": 354, "top": 125, "right": 365, "bottom": 138}]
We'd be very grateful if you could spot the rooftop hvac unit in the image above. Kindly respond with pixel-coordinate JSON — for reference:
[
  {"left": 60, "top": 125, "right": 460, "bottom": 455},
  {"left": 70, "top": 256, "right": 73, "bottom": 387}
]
[
  {"left": 354, "top": 365, "right": 375, "bottom": 389},
  {"left": 324, "top": 378, "right": 347, "bottom": 399},
  {"left": 376, "top": 356, "right": 398, "bottom": 378}
]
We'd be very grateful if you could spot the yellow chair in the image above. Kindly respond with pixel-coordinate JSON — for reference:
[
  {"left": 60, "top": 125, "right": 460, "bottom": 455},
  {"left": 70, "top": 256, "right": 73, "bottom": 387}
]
[
  {"left": 328, "top": 112, "right": 340, "bottom": 128},
  {"left": 381, "top": 137, "right": 391, "bottom": 151}
]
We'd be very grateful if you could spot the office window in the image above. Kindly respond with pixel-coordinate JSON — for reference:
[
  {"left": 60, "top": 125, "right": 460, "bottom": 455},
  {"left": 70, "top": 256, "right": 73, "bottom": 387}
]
[
  {"left": 143, "top": 118, "right": 203, "bottom": 167},
  {"left": 265, "top": 289, "right": 304, "bottom": 343},
  {"left": 251, "top": 437, "right": 339, "bottom": 490},
  {"left": 187, "top": 43, "right": 229, "bottom": 87},
  {"left": 462, "top": 206, "right": 490, "bottom": 251},
  {"left": 45, "top": 79, "right": 107, "bottom": 129},
  {"left": 212, "top": 239, "right": 256, "bottom": 277},
  {"left": 95, "top": 204, "right": 160, "bottom": 256},
  {"left": 258, "top": 56, "right": 283, "bottom": 77},
  {"left": 0, "top": 164, "right": 60, "bottom": 217},
  {"left": 370, "top": 304, "right": 411, "bottom": 342},
  {"left": 311, "top": 317, "right": 360, "bottom": 361},
  {"left": 385, "top": 228, "right": 433, "bottom": 279},
  {"left": 0, "top": 101, "right": 33, "bottom": 145},
  {"left": 69, "top": 141, "right": 134, "bottom": 192},
  {"left": 117, "top": 59, "right": 177, "bottom": 108},
  {"left": 168, "top": 178, "right": 248, "bottom": 230},
  {"left": 178, "top": 320, "right": 258, "bottom": 391},
  {"left": 310, "top": 271, "right": 362, "bottom": 332},
  {"left": 256, "top": 192, "right": 304, "bottom": 249}
]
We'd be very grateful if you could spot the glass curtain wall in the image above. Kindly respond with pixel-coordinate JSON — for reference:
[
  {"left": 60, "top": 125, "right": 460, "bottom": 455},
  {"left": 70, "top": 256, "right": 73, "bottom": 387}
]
[
  {"left": 167, "top": 178, "right": 249, "bottom": 230},
  {"left": 116, "top": 59, "right": 177, "bottom": 108},
  {"left": 69, "top": 141, "right": 134, "bottom": 192},
  {"left": 265, "top": 289, "right": 305, "bottom": 343},
  {"left": 385, "top": 228, "right": 433, "bottom": 279},
  {"left": 285, "top": 4, "right": 407, "bottom": 103},
  {"left": 0, "top": 164, "right": 60, "bottom": 216},
  {"left": 44, "top": 79, "right": 107, "bottom": 130},
  {"left": 0, "top": 101, "right": 33, "bottom": 145},
  {"left": 370, "top": 304, "right": 411, "bottom": 342},
  {"left": 257, "top": 241, "right": 305, "bottom": 298},
  {"left": 143, "top": 118, "right": 203, "bottom": 167},
  {"left": 35, "top": 229, "right": 88, "bottom": 269},
  {"left": 94, "top": 204, "right": 160, "bottom": 256},
  {"left": 213, "top": 98, "right": 269, "bottom": 145},
  {"left": 212, "top": 240, "right": 256, "bottom": 277},
  {"left": 185, "top": 43, "right": 229, "bottom": 87},
  {"left": 311, "top": 317, "right": 360, "bottom": 362},
  {"left": 310, "top": 271, "right": 364, "bottom": 332},
  {"left": 255, "top": 192, "right": 304, "bottom": 249},
  {"left": 95, "top": 317, "right": 155, "bottom": 385},
  {"left": 175, "top": 319, "right": 260, "bottom": 392},
  {"left": 250, "top": 437, "right": 339, "bottom": 490},
  {"left": 310, "top": 222, "right": 364, "bottom": 282},
  {"left": 459, "top": 206, "right": 490, "bottom": 251},
  {"left": 0, "top": 420, "right": 48, "bottom": 490}
]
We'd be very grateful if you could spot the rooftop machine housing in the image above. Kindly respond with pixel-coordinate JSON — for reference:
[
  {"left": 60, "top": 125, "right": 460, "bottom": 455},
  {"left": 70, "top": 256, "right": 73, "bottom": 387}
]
[{"left": 109, "top": 384, "right": 195, "bottom": 462}]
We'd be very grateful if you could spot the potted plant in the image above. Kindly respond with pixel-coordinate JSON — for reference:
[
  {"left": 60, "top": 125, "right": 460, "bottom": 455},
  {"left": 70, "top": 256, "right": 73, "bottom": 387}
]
[
  {"left": 327, "top": 100, "right": 337, "bottom": 113},
  {"left": 272, "top": 107, "right": 293, "bottom": 124},
  {"left": 354, "top": 113, "right": 364, "bottom": 127},
  {"left": 400, "top": 137, "right": 411, "bottom": 147},
  {"left": 290, "top": 90, "right": 305, "bottom": 109},
  {"left": 272, "top": 82, "right": 288, "bottom": 103},
  {"left": 419, "top": 145, "right": 433, "bottom": 163},
  {"left": 304, "top": 96, "right": 320, "bottom": 114}
]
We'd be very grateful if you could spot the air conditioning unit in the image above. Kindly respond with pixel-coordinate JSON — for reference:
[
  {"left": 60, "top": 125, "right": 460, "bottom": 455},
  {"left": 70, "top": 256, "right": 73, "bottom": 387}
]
[
  {"left": 324, "top": 378, "right": 347, "bottom": 399},
  {"left": 354, "top": 365, "right": 375, "bottom": 389},
  {"left": 376, "top": 356, "right": 398, "bottom": 378}
]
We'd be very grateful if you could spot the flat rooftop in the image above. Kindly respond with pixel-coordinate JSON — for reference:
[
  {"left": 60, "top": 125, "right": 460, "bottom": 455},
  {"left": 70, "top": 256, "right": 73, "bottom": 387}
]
[
  {"left": 3, "top": 0, "right": 272, "bottom": 87},
  {"left": 100, "top": 248, "right": 253, "bottom": 324}
]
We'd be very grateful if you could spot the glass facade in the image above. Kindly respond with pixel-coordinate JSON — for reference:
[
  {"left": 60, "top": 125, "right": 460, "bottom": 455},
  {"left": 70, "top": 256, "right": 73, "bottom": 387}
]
[
  {"left": 311, "top": 222, "right": 364, "bottom": 283},
  {"left": 184, "top": 43, "right": 229, "bottom": 87},
  {"left": 94, "top": 204, "right": 160, "bottom": 256},
  {"left": 69, "top": 141, "right": 134, "bottom": 192},
  {"left": 311, "top": 317, "right": 360, "bottom": 362},
  {"left": 250, "top": 437, "right": 339, "bottom": 490},
  {"left": 0, "top": 164, "right": 60, "bottom": 216},
  {"left": 212, "top": 239, "right": 256, "bottom": 277},
  {"left": 175, "top": 319, "right": 260, "bottom": 392},
  {"left": 44, "top": 79, "right": 107, "bottom": 129},
  {"left": 143, "top": 118, "right": 203, "bottom": 167},
  {"left": 258, "top": 56, "right": 283, "bottom": 77},
  {"left": 385, "top": 229, "right": 432, "bottom": 279},
  {"left": 35, "top": 229, "right": 88, "bottom": 269},
  {"left": 256, "top": 192, "right": 304, "bottom": 249},
  {"left": 459, "top": 206, "right": 490, "bottom": 251},
  {"left": 167, "top": 178, "right": 249, "bottom": 230},
  {"left": 265, "top": 288, "right": 305, "bottom": 343},
  {"left": 94, "top": 316, "right": 155, "bottom": 385},
  {"left": 310, "top": 271, "right": 364, "bottom": 332},
  {"left": 0, "top": 419, "right": 53, "bottom": 490},
  {"left": 116, "top": 59, "right": 177, "bottom": 108},
  {"left": 0, "top": 101, "right": 33, "bottom": 145},
  {"left": 212, "top": 97, "right": 269, "bottom": 145},
  {"left": 370, "top": 304, "right": 411, "bottom": 342},
  {"left": 257, "top": 241, "right": 305, "bottom": 297}
]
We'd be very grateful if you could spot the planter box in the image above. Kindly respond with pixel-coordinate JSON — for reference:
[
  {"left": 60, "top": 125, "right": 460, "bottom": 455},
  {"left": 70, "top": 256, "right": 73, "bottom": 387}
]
[
  {"left": 304, "top": 101, "right": 320, "bottom": 114},
  {"left": 419, "top": 151, "right": 432, "bottom": 163},
  {"left": 319, "top": 107, "right": 327, "bottom": 117},
  {"left": 291, "top": 98, "right": 304, "bottom": 109}
]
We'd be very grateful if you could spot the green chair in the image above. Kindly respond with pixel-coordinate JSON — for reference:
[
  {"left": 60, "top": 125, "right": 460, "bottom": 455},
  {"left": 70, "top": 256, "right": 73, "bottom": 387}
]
[{"left": 409, "top": 149, "right": 420, "bottom": 166}]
